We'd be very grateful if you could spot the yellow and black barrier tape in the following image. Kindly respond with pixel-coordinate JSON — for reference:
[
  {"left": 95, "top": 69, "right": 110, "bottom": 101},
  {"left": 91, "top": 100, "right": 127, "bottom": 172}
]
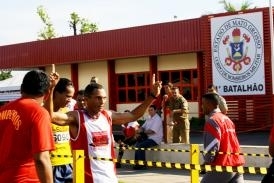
[
  {"left": 49, "top": 154, "right": 268, "bottom": 174},
  {"left": 204, "top": 150, "right": 271, "bottom": 158},
  {"left": 115, "top": 146, "right": 190, "bottom": 153},
  {"left": 89, "top": 156, "right": 268, "bottom": 175},
  {"left": 114, "top": 146, "right": 271, "bottom": 157},
  {"left": 50, "top": 154, "right": 73, "bottom": 158}
]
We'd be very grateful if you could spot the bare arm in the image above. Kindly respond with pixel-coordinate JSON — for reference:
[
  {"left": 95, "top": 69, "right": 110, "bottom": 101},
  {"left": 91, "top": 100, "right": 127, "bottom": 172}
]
[
  {"left": 34, "top": 151, "right": 53, "bottom": 183},
  {"left": 44, "top": 72, "right": 78, "bottom": 126},
  {"left": 112, "top": 96, "right": 156, "bottom": 125},
  {"left": 112, "top": 74, "right": 162, "bottom": 125},
  {"left": 51, "top": 111, "right": 78, "bottom": 126}
]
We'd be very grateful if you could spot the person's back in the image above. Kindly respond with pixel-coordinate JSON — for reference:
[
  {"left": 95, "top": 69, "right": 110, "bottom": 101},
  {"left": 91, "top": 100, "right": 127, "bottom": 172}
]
[
  {"left": 205, "top": 112, "right": 244, "bottom": 166},
  {"left": 0, "top": 70, "right": 55, "bottom": 183},
  {"left": 201, "top": 93, "right": 244, "bottom": 183},
  {"left": 0, "top": 99, "right": 51, "bottom": 167}
]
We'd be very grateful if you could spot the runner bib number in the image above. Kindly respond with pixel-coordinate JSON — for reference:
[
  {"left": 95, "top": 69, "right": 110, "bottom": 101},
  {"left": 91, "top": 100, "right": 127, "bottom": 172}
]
[{"left": 54, "top": 131, "right": 70, "bottom": 143}]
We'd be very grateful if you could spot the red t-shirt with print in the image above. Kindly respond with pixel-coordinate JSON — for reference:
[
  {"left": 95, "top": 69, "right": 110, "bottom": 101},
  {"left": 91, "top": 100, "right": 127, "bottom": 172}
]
[{"left": 0, "top": 98, "right": 55, "bottom": 182}]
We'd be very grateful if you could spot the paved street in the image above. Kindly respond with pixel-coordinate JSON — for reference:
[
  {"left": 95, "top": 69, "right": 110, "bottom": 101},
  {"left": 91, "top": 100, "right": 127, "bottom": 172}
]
[
  {"left": 117, "top": 166, "right": 264, "bottom": 183},
  {"left": 117, "top": 131, "right": 269, "bottom": 183}
]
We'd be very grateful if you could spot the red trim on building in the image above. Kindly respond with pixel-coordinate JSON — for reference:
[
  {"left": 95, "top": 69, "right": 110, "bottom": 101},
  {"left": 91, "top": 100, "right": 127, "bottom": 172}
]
[
  {"left": 0, "top": 19, "right": 201, "bottom": 69},
  {"left": 108, "top": 60, "right": 116, "bottom": 111},
  {"left": 71, "top": 64, "right": 79, "bottom": 93}
]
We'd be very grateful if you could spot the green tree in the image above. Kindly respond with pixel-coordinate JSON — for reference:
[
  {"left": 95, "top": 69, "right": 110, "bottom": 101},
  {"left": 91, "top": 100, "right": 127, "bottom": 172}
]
[
  {"left": 69, "top": 12, "right": 98, "bottom": 36},
  {"left": 69, "top": 12, "right": 80, "bottom": 36},
  {"left": 0, "top": 71, "right": 12, "bottom": 81},
  {"left": 219, "top": 0, "right": 254, "bottom": 12},
  {"left": 37, "top": 5, "right": 57, "bottom": 40},
  {"left": 37, "top": 6, "right": 99, "bottom": 39},
  {"left": 80, "top": 18, "right": 98, "bottom": 34}
]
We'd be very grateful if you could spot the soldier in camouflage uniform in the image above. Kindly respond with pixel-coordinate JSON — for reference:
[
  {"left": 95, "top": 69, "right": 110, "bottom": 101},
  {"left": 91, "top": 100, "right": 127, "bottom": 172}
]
[{"left": 167, "top": 87, "right": 190, "bottom": 144}]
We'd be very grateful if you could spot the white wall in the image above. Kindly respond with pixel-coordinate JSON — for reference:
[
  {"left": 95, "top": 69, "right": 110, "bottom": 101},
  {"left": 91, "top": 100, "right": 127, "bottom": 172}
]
[
  {"left": 45, "top": 61, "right": 110, "bottom": 109},
  {"left": 45, "top": 65, "right": 71, "bottom": 79},
  {"left": 115, "top": 57, "right": 149, "bottom": 73},
  {"left": 78, "top": 61, "right": 109, "bottom": 108},
  {"left": 158, "top": 53, "right": 197, "bottom": 70}
]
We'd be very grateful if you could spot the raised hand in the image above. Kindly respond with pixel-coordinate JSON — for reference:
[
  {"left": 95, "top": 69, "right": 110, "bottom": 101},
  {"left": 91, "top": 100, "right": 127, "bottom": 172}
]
[
  {"left": 151, "top": 73, "right": 162, "bottom": 97},
  {"left": 49, "top": 64, "right": 59, "bottom": 88}
]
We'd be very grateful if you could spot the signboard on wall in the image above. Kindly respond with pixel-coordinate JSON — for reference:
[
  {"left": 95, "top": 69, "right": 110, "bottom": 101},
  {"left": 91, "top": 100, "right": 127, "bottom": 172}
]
[{"left": 211, "top": 12, "right": 265, "bottom": 96}]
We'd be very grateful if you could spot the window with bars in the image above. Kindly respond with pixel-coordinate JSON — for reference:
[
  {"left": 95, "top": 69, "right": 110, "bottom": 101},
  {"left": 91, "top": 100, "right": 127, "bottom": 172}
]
[
  {"left": 159, "top": 69, "right": 198, "bottom": 101},
  {"left": 116, "top": 72, "right": 150, "bottom": 103}
]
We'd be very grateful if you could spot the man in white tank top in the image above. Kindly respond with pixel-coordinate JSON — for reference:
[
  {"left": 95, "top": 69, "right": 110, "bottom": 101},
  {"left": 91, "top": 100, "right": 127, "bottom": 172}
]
[{"left": 46, "top": 73, "right": 162, "bottom": 183}]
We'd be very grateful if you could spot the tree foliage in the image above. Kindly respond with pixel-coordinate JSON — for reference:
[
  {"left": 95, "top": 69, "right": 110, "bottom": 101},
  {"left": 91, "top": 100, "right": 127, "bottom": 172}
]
[
  {"left": 69, "top": 12, "right": 98, "bottom": 35},
  {"left": 0, "top": 71, "right": 12, "bottom": 81},
  {"left": 37, "top": 6, "right": 98, "bottom": 39},
  {"left": 80, "top": 18, "right": 98, "bottom": 34},
  {"left": 37, "top": 5, "right": 57, "bottom": 40},
  {"left": 219, "top": 0, "right": 254, "bottom": 12},
  {"left": 69, "top": 12, "right": 80, "bottom": 36}
]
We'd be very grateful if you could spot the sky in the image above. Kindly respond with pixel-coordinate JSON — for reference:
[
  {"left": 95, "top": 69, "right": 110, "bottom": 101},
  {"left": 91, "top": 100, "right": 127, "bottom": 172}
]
[{"left": 0, "top": 0, "right": 270, "bottom": 46}]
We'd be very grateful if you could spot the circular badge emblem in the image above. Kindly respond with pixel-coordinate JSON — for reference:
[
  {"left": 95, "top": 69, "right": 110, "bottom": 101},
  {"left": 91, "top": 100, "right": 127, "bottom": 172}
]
[{"left": 212, "top": 18, "right": 263, "bottom": 83}]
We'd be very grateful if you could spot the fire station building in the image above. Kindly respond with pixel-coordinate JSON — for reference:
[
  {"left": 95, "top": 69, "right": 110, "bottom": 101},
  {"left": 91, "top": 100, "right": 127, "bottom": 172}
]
[{"left": 0, "top": 7, "right": 273, "bottom": 132}]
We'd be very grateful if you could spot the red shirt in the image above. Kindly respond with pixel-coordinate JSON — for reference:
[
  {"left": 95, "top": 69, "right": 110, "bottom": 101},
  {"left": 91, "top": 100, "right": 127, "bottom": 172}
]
[
  {"left": 0, "top": 98, "right": 55, "bottom": 182},
  {"left": 270, "top": 126, "right": 274, "bottom": 143},
  {"left": 204, "top": 112, "right": 245, "bottom": 166},
  {"left": 152, "top": 95, "right": 163, "bottom": 111},
  {"left": 123, "top": 126, "right": 136, "bottom": 138}
]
